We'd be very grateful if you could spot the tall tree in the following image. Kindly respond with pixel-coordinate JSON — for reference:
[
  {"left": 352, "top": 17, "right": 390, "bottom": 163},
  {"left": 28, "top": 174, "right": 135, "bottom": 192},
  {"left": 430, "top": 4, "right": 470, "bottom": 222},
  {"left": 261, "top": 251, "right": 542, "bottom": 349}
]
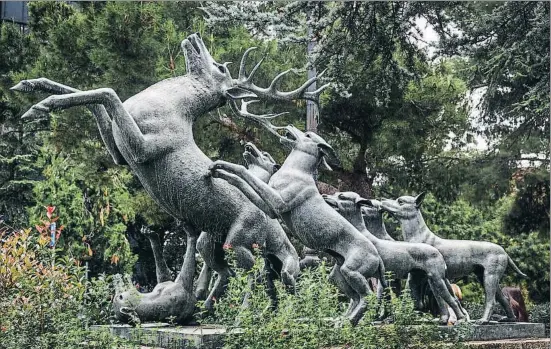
[
  {"left": 421, "top": 2, "right": 549, "bottom": 231},
  {"left": 0, "top": 22, "right": 40, "bottom": 228},
  {"left": 204, "top": 2, "right": 471, "bottom": 197}
]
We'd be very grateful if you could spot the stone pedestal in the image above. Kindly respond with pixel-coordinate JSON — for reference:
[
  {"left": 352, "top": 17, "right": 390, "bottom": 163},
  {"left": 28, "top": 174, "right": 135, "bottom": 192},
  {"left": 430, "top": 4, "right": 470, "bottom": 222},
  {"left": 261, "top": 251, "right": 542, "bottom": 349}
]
[
  {"left": 441, "top": 322, "right": 547, "bottom": 342},
  {"left": 90, "top": 323, "right": 226, "bottom": 349},
  {"left": 91, "top": 322, "right": 547, "bottom": 349}
]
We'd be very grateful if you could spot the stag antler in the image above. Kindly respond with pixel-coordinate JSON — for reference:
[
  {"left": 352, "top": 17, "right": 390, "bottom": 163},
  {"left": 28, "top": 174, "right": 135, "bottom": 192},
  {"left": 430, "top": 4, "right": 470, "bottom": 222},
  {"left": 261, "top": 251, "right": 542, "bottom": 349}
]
[
  {"left": 235, "top": 47, "right": 329, "bottom": 104},
  {"left": 229, "top": 99, "right": 287, "bottom": 138}
]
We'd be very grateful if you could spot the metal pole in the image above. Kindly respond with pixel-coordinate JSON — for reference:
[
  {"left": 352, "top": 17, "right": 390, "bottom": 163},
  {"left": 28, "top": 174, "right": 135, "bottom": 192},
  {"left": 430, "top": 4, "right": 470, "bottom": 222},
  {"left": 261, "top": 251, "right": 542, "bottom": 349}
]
[{"left": 50, "top": 222, "right": 56, "bottom": 268}]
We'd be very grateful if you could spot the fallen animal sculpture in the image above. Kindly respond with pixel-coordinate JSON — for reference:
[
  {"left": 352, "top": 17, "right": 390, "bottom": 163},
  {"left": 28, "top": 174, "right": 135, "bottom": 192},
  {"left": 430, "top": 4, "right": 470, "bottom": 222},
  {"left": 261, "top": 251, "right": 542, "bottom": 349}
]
[
  {"left": 324, "top": 192, "right": 466, "bottom": 324},
  {"left": 13, "top": 33, "right": 321, "bottom": 313},
  {"left": 112, "top": 223, "right": 198, "bottom": 325},
  {"left": 381, "top": 193, "right": 528, "bottom": 324},
  {"left": 208, "top": 125, "right": 386, "bottom": 325}
]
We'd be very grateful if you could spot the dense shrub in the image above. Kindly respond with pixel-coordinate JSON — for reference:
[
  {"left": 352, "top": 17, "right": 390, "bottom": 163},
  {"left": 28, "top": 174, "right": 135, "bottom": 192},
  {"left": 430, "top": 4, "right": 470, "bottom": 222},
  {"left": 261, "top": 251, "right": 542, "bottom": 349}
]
[
  {"left": 529, "top": 303, "right": 550, "bottom": 336},
  {"left": 208, "top": 248, "right": 471, "bottom": 349},
  {"left": 0, "top": 210, "right": 133, "bottom": 349}
]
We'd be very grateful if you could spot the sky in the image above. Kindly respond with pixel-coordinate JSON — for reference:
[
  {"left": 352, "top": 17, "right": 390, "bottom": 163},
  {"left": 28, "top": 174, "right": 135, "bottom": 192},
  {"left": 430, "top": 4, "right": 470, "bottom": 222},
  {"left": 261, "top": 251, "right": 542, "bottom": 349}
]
[{"left": 414, "top": 16, "right": 489, "bottom": 152}]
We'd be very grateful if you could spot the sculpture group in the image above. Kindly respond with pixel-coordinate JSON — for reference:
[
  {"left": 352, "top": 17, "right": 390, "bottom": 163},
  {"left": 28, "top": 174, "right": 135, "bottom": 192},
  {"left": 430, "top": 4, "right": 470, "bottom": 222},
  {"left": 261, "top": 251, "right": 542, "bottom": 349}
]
[{"left": 13, "top": 34, "right": 527, "bottom": 326}]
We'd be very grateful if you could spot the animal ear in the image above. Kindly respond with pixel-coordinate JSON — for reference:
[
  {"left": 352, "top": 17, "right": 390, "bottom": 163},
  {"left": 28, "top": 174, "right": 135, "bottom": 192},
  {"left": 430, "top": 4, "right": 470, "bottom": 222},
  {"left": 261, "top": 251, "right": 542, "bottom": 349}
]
[
  {"left": 318, "top": 143, "right": 341, "bottom": 170},
  {"left": 415, "top": 192, "right": 426, "bottom": 207},
  {"left": 225, "top": 86, "right": 258, "bottom": 100},
  {"left": 355, "top": 197, "right": 372, "bottom": 207},
  {"left": 322, "top": 195, "right": 340, "bottom": 209},
  {"left": 321, "top": 157, "right": 333, "bottom": 171}
]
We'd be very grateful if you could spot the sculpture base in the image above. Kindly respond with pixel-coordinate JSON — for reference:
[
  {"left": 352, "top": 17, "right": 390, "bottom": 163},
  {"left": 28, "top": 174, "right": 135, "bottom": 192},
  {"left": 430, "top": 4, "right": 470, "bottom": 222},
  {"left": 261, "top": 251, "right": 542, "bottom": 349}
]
[
  {"left": 441, "top": 321, "right": 546, "bottom": 342},
  {"left": 90, "top": 323, "right": 226, "bottom": 348},
  {"left": 91, "top": 322, "right": 547, "bottom": 349}
]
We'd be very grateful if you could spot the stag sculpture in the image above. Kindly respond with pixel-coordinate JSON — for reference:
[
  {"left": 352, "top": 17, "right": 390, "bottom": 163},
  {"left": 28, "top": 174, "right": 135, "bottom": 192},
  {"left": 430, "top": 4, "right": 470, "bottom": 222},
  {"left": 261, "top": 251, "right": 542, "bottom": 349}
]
[
  {"left": 323, "top": 192, "right": 466, "bottom": 324},
  {"left": 207, "top": 125, "right": 386, "bottom": 325},
  {"left": 13, "top": 33, "right": 324, "bottom": 313},
  {"left": 380, "top": 193, "right": 528, "bottom": 324}
]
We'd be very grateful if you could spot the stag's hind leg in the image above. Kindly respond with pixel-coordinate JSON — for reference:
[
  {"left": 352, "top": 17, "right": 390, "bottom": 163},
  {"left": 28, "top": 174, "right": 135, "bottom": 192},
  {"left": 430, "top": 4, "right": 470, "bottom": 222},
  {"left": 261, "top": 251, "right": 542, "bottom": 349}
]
[
  {"left": 20, "top": 88, "right": 173, "bottom": 163},
  {"left": 196, "top": 263, "right": 213, "bottom": 301},
  {"left": 197, "top": 234, "right": 234, "bottom": 313},
  {"left": 203, "top": 213, "right": 264, "bottom": 311},
  {"left": 13, "top": 79, "right": 126, "bottom": 165}
]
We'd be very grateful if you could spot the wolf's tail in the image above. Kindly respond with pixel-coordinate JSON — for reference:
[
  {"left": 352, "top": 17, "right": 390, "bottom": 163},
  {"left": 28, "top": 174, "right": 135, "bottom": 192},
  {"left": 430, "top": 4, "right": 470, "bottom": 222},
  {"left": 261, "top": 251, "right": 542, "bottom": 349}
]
[{"left": 508, "top": 255, "right": 528, "bottom": 278}]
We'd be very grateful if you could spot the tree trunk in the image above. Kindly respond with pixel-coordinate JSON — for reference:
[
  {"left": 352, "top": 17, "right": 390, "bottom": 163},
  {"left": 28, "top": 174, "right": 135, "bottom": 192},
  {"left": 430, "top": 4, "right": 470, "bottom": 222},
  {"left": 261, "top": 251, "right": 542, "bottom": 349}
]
[{"left": 335, "top": 142, "right": 373, "bottom": 198}]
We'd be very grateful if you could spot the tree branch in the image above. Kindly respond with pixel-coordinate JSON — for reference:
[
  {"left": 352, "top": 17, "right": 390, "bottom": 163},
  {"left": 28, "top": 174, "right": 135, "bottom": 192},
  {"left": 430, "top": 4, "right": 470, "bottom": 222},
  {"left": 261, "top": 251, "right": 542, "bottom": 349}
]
[{"left": 206, "top": 112, "right": 260, "bottom": 144}]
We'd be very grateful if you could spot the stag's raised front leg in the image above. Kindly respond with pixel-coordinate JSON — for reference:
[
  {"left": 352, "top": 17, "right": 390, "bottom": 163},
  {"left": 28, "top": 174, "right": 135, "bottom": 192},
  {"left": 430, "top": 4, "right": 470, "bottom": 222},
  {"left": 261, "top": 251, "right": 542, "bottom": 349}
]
[
  {"left": 12, "top": 78, "right": 126, "bottom": 165},
  {"left": 209, "top": 160, "right": 289, "bottom": 214},
  {"left": 20, "top": 88, "right": 174, "bottom": 163},
  {"left": 141, "top": 226, "right": 172, "bottom": 284}
]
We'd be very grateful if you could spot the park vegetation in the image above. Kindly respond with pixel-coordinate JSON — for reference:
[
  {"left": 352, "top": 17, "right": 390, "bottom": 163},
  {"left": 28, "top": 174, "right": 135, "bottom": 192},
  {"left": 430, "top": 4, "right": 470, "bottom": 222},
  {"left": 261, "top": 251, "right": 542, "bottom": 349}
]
[{"left": 0, "top": 2, "right": 548, "bottom": 347}]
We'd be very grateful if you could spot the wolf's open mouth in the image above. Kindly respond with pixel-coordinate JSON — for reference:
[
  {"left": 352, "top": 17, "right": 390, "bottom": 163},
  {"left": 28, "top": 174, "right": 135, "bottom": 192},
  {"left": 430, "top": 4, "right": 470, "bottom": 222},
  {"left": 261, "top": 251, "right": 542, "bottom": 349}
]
[
  {"left": 285, "top": 130, "right": 297, "bottom": 141},
  {"left": 189, "top": 36, "right": 201, "bottom": 54},
  {"left": 244, "top": 144, "right": 259, "bottom": 157}
]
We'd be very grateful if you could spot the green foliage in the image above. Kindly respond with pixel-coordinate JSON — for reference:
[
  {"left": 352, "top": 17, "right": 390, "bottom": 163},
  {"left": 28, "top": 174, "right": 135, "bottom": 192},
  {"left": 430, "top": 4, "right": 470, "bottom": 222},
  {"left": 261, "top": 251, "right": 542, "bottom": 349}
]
[
  {"left": 0, "top": 22, "right": 41, "bottom": 227},
  {"left": 210, "top": 248, "right": 470, "bottom": 349},
  {"left": 28, "top": 143, "right": 138, "bottom": 274},
  {"left": 433, "top": 2, "right": 549, "bottom": 154},
  {"left": 0, "top": 224, "right": 134, "bottom": 349},
  {"left": 529, "top": 302, "right": 550, "bottom": 336},
  {"left": 82, "top": 273, "right": 118, "bottom": 326}
]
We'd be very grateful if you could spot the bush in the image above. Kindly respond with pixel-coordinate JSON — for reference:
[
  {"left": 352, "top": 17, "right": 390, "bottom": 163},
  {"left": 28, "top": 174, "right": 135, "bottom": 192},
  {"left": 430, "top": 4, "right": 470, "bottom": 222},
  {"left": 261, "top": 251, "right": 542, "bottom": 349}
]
[
  {"left": 0, "top": 211, "right": 133, "bottom": 348},
  {"left": 529, "top": 303, "right": 550, "bottom": 336},
  {"left": 209, "top": 247, "right": 471, "bottom": 349}
]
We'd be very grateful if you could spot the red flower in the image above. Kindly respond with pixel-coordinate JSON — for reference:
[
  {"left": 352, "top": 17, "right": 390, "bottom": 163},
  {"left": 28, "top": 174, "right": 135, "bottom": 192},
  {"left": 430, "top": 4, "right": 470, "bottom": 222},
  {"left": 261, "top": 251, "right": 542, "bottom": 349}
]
[
  {"left": 252, "top": 243, "right": 260, "bottom": 249},
  {"left": 0, "top": 326, "right": 7, "bottom": 332},
  {"left": 222, "top": 243, "right": 232, "bottom": 250},
  {"left": 45, "top": 206, "right": 56, "bottom": 220}
]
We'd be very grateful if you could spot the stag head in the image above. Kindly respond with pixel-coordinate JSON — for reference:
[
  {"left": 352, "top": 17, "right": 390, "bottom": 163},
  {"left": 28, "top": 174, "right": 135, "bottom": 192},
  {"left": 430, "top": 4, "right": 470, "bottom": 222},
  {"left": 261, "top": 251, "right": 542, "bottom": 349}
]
[
  {"left": 180, "top": 33, "right": 329, "bottom": 134},
  {"left": 181, "top": 33, "right": 254, "bottom": 101}
]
